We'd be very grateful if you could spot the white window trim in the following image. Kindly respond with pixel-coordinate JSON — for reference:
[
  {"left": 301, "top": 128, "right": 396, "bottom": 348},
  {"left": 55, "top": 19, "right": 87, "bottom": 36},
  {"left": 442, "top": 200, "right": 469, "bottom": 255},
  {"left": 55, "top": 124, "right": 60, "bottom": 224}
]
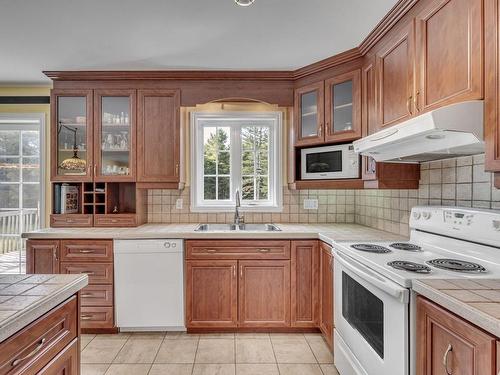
[
  {"left": 0, "top": 113, "right": 46, "bottom": 228},
  {"left": 190, "top": 111, "right": 282, "bottom": 213}
]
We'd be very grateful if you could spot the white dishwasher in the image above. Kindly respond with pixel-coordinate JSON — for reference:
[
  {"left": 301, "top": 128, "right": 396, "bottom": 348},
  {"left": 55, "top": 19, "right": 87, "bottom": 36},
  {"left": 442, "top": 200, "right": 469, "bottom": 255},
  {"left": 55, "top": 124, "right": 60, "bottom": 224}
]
[{"left": 114, "top": 239, "right": 184, "bottom": 331}]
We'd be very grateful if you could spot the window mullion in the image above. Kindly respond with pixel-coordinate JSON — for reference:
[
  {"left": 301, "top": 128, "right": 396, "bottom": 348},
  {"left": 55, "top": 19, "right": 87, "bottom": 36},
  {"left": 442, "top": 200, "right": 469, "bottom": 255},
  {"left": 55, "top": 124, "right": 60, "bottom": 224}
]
[{"left": 232, "top": 124, "right": 241, "bottom": 202}]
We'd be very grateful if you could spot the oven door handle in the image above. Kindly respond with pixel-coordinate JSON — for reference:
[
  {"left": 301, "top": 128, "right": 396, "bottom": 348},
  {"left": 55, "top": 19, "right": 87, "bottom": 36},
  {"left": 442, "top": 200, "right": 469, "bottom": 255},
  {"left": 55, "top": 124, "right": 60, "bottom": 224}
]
[{"left": 334, "top": 250, "right": 409, "bottom": 303}]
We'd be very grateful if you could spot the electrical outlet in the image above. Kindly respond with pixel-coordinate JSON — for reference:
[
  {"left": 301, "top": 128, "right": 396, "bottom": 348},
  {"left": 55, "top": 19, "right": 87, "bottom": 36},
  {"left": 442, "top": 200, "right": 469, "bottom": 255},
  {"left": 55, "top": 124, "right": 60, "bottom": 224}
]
[
  {"left": 303, "top": 198, "right": 318, "bottom": 210},
  {"left": 176, "top": 199, "right": 183, "bottom": 210}
]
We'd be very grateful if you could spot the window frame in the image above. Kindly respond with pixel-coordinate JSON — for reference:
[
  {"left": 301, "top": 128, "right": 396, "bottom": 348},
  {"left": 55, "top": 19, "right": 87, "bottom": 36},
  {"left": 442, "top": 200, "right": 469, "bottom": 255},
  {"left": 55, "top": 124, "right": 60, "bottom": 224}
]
[{"left": 190, "top": 111, "right": 282, "bottom": 212}]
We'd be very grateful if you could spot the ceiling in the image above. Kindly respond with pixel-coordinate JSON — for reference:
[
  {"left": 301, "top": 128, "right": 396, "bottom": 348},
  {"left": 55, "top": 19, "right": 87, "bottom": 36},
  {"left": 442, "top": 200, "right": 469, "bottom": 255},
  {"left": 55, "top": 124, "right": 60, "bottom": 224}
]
[{"left": 0, "top": 0, "right": 398, "bottom": 84}]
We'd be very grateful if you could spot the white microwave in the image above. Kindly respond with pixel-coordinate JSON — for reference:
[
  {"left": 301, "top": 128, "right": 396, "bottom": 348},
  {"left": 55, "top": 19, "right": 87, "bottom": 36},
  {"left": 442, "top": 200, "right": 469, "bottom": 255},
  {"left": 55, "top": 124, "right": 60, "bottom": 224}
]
[{"left": 301, "top": 144, "right": 360, "bottom": 180}]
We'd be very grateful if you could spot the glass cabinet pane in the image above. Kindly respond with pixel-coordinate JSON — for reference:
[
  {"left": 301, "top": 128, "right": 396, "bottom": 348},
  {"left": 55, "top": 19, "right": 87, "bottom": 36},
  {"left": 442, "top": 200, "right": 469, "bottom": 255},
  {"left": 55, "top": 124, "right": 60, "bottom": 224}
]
[
  {"left": 57, "top": 96, "right": 88, "bottom": 176},
  {"left": 301, "top": 91, "right": 318, "bottom": 137},
  {"left": 331, "top": 80, "right": 353, "bottom": 133},
  {"left": 100, "top": 96, "right": 131, "bottom": 176}
]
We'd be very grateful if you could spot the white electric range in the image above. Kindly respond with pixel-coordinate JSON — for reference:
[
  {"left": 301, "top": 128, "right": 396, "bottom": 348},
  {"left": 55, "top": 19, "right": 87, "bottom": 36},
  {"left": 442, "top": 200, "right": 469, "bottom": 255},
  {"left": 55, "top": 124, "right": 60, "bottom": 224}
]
[{"left": 332, "top": 206, "right": 500, "bottom": 375}]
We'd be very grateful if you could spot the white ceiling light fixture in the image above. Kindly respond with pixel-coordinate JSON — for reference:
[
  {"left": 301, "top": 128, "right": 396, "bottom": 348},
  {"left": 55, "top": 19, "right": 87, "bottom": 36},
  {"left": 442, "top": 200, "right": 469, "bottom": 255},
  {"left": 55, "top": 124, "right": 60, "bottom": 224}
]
[{"left": 235, "top": 0, "right": 255, "bottom": 7}]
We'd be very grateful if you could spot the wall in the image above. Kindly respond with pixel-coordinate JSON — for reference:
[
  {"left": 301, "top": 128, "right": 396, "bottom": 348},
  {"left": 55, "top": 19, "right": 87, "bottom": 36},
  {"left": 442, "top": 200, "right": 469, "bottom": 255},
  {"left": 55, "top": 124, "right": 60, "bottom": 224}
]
[
  {"left": 147, "top": 154, "right": 500, "bottom": 237},
  {"left": 0, "top": 86, "right": 52, "bottom": 225},
  {"left": 355, "top": 154, "right": 500, "bottom": 236}
]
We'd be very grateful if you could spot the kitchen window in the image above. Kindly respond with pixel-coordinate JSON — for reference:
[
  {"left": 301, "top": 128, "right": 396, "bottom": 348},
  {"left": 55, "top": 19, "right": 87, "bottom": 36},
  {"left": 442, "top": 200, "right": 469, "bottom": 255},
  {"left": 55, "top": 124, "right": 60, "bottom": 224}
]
[{"left": 191, "top": 112, "right": 282, "bottom": 212}]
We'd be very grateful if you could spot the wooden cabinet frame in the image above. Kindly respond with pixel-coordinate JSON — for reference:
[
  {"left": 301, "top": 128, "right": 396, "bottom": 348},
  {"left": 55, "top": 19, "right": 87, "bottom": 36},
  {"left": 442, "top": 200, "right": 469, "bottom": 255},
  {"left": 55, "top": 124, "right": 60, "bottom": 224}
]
[
  {"left": 325, "top": 69, "right": 362, "bottom": 143},
  {"left": 51, "top": 89, "right": 94, "bottom": 182},
  {"left": 294, "top": 82, "right": 325, "bottom": 147},
  {"left": 93, "top": 89, "right": 137, "bottom": 182}
]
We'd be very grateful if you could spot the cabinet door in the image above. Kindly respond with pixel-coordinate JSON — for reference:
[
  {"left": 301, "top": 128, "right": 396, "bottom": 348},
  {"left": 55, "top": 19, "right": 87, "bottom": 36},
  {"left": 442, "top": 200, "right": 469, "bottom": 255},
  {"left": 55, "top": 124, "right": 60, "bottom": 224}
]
[
  {"left": 137, "top": 89, "right": 180, "bottom": 183},
  {"left": 325, "top": 70, "right": 362, "bottom": 143},
  {"left": 38, "top": 339, "right": 79, "bottom": 375},
  {"left": 416, "top": 0, "right": 482, "bottom": 113},
  {"left": 362, "top": 56, "right": 377, "bottom": 136},
  {"left": 186, "top": 260, "right": 238, "bottom": 328},
  {"left": 319, "top": 242, "right": 333, "bottom": 348},
  {"left": 291, "top": 241, "right": 319, "bottom": 327},
  {"left": 239, "top": 260, "right": 290, "bottom": 327},
  {"left": 51, "top": 90, "right": 93, "bottom": 181},
  {"left": 26, "top": 240, "right": 60, "bottom": 274},
  {"left": 417, "top": 296, "right": 496, "bottom": 375},
  {"left": 294, "top": 82, "right": 325, "bottom": 146},
  {"left": 376, "top": 21, "right": 416, "bottom": 130},
  {"left": 94, "top": 89, "right": 136, "bottom": 181}
]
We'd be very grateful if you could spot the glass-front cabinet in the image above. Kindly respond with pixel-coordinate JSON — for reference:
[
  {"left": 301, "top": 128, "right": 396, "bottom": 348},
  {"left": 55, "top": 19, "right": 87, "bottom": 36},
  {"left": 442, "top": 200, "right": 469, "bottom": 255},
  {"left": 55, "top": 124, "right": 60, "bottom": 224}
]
[
  {"left": 294, "top": 82, "right": 324, "bottom": 147},
  {"left": 94, "top": 90, "right": 136, "bottom": 181},
  {"left": 51, "top": 90, "right": 93, "bottom": 181},
  {"left": 325, "top": 70, "right": 361, "bottom": 143}
]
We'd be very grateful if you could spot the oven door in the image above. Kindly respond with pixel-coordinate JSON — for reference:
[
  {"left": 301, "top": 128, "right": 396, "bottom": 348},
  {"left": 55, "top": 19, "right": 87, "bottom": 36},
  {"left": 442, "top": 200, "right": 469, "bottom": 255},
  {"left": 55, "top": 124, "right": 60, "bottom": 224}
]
[{"left": 334, "top": 250, "right": 409, "bottom": 375}]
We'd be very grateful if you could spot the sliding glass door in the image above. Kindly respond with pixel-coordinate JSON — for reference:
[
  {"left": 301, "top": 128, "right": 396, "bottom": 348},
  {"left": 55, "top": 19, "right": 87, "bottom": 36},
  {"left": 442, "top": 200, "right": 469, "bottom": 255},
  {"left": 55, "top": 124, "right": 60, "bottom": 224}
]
[{"left": 0, "top": 114, "right": 45, "bottom": 273}]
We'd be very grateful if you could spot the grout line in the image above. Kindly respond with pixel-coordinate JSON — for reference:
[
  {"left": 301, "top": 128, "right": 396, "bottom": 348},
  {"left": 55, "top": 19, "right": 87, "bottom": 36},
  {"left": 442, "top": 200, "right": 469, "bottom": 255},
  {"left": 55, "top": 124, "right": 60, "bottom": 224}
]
[{"left": 191, "top": 335, "right": 201, "bottom": 375}]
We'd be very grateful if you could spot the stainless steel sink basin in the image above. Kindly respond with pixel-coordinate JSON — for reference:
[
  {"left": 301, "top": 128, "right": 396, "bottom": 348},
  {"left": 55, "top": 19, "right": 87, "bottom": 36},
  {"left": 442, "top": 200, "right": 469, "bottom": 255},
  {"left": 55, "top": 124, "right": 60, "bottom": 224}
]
[{"left": 195, "top": 223, "right": 281, "bottom": 232}]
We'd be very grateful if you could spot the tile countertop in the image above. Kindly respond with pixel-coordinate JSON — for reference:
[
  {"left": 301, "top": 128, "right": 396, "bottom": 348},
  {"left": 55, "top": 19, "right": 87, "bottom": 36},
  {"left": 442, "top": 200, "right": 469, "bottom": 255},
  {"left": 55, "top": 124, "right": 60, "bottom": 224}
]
[
  {"left": 21, "top": 223, "right": 406, "bottom": 244},
  {"left": 413, "top": 279, "right": 500, "bottom": 338},
  {"left": 0, "top": 274, "right": 88, "bottom": 343}
]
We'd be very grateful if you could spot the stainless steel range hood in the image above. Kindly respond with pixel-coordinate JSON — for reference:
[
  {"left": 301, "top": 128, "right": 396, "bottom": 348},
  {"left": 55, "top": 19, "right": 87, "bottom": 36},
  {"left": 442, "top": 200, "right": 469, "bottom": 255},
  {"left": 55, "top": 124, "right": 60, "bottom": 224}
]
[{"left": 353, "top": 100, "right": 484, "bottom": 162}]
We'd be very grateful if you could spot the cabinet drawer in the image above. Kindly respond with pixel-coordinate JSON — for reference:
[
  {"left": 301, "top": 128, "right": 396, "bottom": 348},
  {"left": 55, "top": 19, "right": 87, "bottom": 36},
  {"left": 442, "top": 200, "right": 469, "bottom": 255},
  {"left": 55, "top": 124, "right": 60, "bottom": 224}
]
[
  {"left": 186, "top": 240, "right": 291, "bottom": 260},
  {"left": 80, "top": 307, "right": 114, "bottom": 329},
  {"left": 81, "top": 285, "right": 113, "bottom": 307},
  {"left": 94, "top": 214, "right": 137, "bottom": 227},
  {"left": 60, "top": 262, "right": 113, "bottom": 284},
  {"left": 38, "top": 338, "right": 78, "bottom": 375},
  {"left": 50, "top": 214, "right": 93, "bottom": 227},
  {"left": 61, "top": 240, "right": 113, "bottom": 262},
  {"left": 0, "top": 296, "right": 77, "bottom": 375}
]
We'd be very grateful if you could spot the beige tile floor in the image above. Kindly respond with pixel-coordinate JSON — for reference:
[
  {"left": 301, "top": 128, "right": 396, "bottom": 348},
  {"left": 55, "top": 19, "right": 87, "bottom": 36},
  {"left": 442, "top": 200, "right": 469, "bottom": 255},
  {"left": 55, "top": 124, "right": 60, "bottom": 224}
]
[{"left": 80, "top": 332, "right": 340, "bottom": 375}]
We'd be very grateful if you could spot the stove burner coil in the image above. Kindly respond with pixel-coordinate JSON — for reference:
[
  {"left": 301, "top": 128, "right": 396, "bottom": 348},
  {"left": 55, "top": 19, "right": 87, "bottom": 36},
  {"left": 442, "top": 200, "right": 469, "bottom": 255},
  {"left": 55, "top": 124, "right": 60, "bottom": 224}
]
[
  {"left": 390, "top": 242, "right": 422, "bottom": 252},
  {"left": 427, "top": 258, "right": 487, "bottom": 273},
  {"left": 387, "top": 261, "right": 431, "bottom": 273},
  {"left": 350, "top": 244, "right": 391, "bottom": 253}
]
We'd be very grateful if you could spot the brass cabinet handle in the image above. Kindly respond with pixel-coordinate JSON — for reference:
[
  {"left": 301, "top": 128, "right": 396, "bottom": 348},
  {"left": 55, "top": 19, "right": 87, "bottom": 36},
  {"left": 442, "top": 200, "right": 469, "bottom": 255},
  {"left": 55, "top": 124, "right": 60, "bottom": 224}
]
[
  {"left": 258, "top": 248, "right": 271, "bottom": 253},
  {"left": 81, "top": 293, "right": 93, "bottom": 298},
  {"left": 442, "top": 343, "right": 453, "bottom": 375},
  {"left": 53, "top": 249, "right": 58, "bottom": 261},
  {"left": 93, "top": 164, "right": 97, "bottom": 177},
  {"left": 240, "top": 265, "right": 243, "bottom": 278},
  {"left": 407, "top": 96, "right": 413, "bottom": 115},
  {"left": 232, "top": 265, "right": 236, "bottom": 278},
  {"left": 81, "top": 314, "right": 92, "bottom": 320},
  {"left": 175, "top": 164, "right": 179, "bottom": 177},
  {"left": 414, "top": 91, "right": 420, "bottom": 112},
  {"left": 11, "top": 338, "right": 46, "bottom": 367},
  {"left": 81, "top": 271, "right": 95, "bottom": 275},
  {"left": 205, "top": 249, "right": 217, "bottom": 253},
  {"left": 66, "top": 219, "right": 74, "bottom": 223},
  {"left": 318, "top": 124, "right": 323, "bottom": 137},
  {"left": 79, "top": 249, "right": 94, "bottom": 253}
]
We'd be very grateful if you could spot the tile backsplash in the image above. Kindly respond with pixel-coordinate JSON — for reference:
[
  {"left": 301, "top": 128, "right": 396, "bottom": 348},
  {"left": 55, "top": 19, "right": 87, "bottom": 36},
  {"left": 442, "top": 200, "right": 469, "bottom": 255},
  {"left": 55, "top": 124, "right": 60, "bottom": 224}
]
[{"left": 147, "top": 154, "right": 499, "bottom": 236}]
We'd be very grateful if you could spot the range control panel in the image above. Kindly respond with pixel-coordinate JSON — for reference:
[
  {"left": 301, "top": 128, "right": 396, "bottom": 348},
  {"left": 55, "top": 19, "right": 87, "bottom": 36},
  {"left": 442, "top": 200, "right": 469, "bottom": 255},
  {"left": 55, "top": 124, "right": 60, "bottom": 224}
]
[{"left": 410, "top": 206, "right": 500, "bottom": 248}]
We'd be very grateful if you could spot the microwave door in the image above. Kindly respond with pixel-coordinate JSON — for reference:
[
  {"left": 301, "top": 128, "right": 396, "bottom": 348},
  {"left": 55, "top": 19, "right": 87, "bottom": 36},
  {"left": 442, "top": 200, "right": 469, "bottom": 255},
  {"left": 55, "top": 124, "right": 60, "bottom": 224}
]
[{"left": 304, "top": 150, "right": 343, "bottom": 179}]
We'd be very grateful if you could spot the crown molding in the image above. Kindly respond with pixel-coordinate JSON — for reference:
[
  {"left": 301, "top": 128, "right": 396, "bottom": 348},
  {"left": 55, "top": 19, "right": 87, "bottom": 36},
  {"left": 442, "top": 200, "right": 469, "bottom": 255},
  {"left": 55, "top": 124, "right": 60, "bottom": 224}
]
[
  {"left": 292, "top": 47, "right": 363, "bottom": 80},
  {"left": 359, "top": 0, "right": 418, "bottom": 54},
  {"left": 43, "top": 70, "right": 294, "bottom": 81}
]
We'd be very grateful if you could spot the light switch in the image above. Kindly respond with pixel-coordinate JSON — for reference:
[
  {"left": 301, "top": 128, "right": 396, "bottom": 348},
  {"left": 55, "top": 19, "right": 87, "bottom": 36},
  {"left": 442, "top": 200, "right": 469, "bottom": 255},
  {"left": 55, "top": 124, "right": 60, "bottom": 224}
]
[{"left": 303, "top": 199, "right": 318, "bottom": 210}]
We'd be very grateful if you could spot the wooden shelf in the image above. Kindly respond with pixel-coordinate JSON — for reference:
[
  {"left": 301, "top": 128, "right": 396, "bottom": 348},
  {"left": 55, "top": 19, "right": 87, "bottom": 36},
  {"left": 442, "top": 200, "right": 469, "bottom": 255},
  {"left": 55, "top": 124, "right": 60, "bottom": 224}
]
[{"left": 294, "top": 179, "right": 364, "bottom": 190}]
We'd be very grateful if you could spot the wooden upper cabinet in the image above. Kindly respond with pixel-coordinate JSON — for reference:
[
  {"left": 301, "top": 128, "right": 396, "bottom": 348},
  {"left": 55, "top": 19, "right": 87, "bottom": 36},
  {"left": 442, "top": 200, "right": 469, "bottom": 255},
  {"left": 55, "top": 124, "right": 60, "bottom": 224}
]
[
  {"left": 319, "top": 242, "right": 333, "bottom": 349},
  {"left": 185, "top": 260, "right": 238, "bottom": 328},
  {"left": 291, "top": 241, "right": 319, "bottom": 327},
  {"left": 51, "top": 90, "right": 93, "bottom": 182},
  {"left": 376, "top": 21, "right": 416, "bottom": 131},
  {"left": 94, "top": 89, "right": 136, "bottom": 182},
  {"left": 239, "top": 260, "right": 290, "bottom": 328},
  {"left": 294, "top": 82, "right": 325, "bottom": 146},
  {"left": 325, "top": 69, "right": 362, "bottom": 143},
  {"left": 137, "top": 89, "right": 181, "bottom": 183},
  {"left": 26, "top": 240, "right": 60, "bottom": 274},
  {"left": 415, "top": 0, "right": 483, "bottom": 113},
  {"left": 417, "top": 296, "right": 496, "bottom": 375}
]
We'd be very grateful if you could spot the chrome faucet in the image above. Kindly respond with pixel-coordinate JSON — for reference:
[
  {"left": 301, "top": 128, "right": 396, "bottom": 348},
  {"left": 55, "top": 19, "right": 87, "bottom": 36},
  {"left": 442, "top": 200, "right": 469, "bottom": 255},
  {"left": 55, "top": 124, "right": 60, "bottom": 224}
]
[{"left": 234, "top": 189, "right": 244, "bottom": 225}]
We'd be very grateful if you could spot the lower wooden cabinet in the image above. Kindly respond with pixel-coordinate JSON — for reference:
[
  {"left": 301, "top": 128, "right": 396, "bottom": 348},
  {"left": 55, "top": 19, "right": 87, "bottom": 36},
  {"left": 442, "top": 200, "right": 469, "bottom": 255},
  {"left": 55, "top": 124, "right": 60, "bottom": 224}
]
[
  {"left": 26, "top": 240, "right": 60, "bottom": 274},
  {"left": 291, "top": 241, "right": 320, "bottom": 327},
  {"left": 185, "top": 260, "right": 238, "bottom": 328},
  {"left": 239, "top": 260, "right": 290, "bottom": 328},
  {"left": 319, "top": 242, "right": 333, "bottom": 348},
  {"left": 417, "top": 296, "right": 496, "bottom": 375},
  {"left": 38, "top": 339, "right": 79, "bottom": 375}
]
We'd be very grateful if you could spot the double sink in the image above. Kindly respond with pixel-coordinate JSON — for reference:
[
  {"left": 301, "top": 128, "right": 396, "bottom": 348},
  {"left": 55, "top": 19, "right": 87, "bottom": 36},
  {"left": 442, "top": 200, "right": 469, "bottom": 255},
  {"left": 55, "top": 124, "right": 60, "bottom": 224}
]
[{"left": 195, "top": 223, "right": 281, "bottom": 232}]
